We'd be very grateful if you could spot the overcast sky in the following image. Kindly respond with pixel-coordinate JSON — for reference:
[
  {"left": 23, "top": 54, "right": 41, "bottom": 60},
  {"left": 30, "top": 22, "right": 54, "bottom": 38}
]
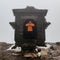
[{"left": 0, "top": 0, "right": 60, "bottom": 43}]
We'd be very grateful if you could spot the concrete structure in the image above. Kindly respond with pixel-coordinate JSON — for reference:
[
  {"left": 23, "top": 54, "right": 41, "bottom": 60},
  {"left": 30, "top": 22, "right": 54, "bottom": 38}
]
[{"left": 9, "top": 6, "right": 50, "bottom": 51}]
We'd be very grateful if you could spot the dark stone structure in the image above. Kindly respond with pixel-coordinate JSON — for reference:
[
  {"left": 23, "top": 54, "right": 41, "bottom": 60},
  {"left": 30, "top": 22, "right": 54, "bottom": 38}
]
[{"left": 9, "top": 6, "right": 50, "bottom": 50}]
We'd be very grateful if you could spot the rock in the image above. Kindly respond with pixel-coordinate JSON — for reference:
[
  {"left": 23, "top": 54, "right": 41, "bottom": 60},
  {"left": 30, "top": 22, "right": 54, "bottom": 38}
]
[
  {"left": 53, "top": 56, "right": 60, "bottom": 60},
  {"left": 0, "top": 51, "right": 16, "bottom": 60},
  {"left": 56, "top": 42, "right": 60, "bottom": 45},
  {"left": 0, "top": 42, "right": 12, "bottom": 50},
  {"left": 0, "top": 42, "right": 60, "bottom": 60},
  {"left": 0, "top": 42, "right": 15, "bottom": 60}
]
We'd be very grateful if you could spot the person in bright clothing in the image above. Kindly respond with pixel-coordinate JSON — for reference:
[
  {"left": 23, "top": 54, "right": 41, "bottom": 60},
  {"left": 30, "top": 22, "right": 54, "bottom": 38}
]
[{"left": 25, "top": 21, "right": 35, "bottom": 32}]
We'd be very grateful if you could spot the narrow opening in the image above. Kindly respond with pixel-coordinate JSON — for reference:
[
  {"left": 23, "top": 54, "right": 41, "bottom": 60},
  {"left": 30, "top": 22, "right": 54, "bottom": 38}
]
[{"left": 23, "top": 19, "right": 37, "bottom": 39}]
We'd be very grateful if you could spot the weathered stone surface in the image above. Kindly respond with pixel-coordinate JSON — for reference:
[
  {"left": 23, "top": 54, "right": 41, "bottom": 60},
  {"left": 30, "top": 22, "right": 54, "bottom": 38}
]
[
  {"left": 56, "top": 42, "right": 60, "bottom": 45},
  {"left": 0, "top": 42, "right": 60, "bottom": 60}
]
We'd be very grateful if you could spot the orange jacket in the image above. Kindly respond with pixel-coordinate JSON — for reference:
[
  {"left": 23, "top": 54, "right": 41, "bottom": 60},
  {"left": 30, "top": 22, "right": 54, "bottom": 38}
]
[{"left": 26, "top": 22, "right": 35, "bottom": 32}]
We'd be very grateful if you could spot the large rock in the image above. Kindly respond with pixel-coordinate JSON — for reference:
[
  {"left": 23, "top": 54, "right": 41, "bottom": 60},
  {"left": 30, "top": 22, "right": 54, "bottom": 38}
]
[
  {"left": 0, "top": 42, "right": 60, "bottom": 60},
  {"left": 56, "top": 42, "right": 60, "bottom": 45}
]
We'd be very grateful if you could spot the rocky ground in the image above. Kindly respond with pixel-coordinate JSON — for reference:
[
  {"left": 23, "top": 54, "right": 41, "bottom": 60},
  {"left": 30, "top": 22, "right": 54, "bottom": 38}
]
[
  {"left": 0, "top": 42, "right": 60, "bottom": 60},
  {"left": 47, "top": 42, "right": 60, "bottom": 60}
]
